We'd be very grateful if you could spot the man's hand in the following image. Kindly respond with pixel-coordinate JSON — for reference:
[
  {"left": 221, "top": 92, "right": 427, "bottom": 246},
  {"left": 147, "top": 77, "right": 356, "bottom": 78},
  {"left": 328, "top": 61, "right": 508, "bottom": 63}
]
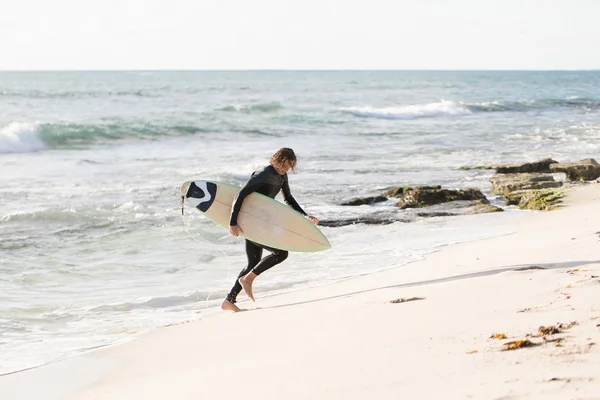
[
  {"left": 306, "top": 215, "right": 319, "bottom": 225},
  {"left": 229, "top": 225, "right": 243, "bottom": 237}
]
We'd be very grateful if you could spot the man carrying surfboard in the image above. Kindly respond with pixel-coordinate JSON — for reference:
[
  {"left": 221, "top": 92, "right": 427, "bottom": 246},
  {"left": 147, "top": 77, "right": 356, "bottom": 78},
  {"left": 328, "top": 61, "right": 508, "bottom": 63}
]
[{"left": 222, "top": 148, "right": 319, "bottom": 312}]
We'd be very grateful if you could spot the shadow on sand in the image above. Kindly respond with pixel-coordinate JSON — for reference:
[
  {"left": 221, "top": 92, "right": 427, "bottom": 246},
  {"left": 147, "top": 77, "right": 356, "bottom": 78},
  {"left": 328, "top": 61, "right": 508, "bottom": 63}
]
[{"left": 258, "top": 259, "right": 600, "bottom": 310}]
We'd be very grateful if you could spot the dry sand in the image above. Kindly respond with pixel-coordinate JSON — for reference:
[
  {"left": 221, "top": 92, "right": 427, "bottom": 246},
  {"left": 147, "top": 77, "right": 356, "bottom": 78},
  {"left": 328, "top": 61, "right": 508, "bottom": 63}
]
[{"left": 2, "top": 183, "right": 600, "bottom": 400}]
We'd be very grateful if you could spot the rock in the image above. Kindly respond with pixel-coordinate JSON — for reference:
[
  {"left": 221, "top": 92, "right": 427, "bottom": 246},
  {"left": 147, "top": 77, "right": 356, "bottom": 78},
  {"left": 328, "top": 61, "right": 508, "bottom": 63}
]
[
  {"left": 504, "top": 189, "right": 564, "bottom": 211},
  {"left": 415, "top": 200, "right": 503, "bottom": 216},
  {"left": 459, "top": 165, "right": 494, "bottom": 171},
  {"left": 324, "top": 198, "right": 503, "bottom": 227},
  {"left": 382, "top": 185, "right": 442, "bottom": 198},
  {"left": 550, "top": 158, "right": 600, "bottom": 181},
  {"left": 318, "top": 216, "right": 400, "bottom": 227},
  {"left": 415, "top": 211, "right": 455, "bottom": 217},
  {"left": 494, "top": 158, "right": 558, "bottom": 174},
  {"left": 340, "top": 196, "right": 388, "bottom": 206},
  {"left": 468, "top": 200, "right": 504, "bottom": 214},
  {"left": 489, "top": 173, "right": 562, "bottom": 195},
  {"left": 394, "top": 188, "right": 488, "bottom": 209}
]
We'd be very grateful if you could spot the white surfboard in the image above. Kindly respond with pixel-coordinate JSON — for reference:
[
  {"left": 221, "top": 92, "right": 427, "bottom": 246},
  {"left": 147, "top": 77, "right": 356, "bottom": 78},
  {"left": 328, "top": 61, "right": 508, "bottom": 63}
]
[{"left": 181, "top": 180, "right": 331, "bottom": 252}]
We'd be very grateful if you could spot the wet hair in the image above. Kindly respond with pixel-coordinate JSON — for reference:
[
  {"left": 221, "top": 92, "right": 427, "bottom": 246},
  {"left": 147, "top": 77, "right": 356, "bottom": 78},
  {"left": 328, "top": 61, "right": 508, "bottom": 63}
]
[{"left": 269, "top": 147, "right": 297, "bottom": 171}]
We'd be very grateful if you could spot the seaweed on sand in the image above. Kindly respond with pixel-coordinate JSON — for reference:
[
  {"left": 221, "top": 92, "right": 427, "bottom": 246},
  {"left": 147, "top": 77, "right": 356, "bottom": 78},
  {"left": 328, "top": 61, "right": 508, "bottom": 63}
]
[
  {"left": 389, "top": 297, "right": 425, "bottom": 304},
  {"left": 503, "top": 339, "right": 540, "bottom": 351}
]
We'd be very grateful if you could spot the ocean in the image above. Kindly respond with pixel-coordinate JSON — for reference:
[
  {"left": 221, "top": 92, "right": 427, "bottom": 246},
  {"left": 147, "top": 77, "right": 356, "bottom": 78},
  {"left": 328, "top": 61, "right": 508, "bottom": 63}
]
[{"left": 1, "top": 70, "right": 599, "bottom": 374}]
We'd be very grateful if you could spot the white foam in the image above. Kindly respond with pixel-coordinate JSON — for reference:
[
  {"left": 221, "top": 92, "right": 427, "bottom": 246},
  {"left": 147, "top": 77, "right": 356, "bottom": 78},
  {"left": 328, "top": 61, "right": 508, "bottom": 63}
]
[
  {"left": 338, "top": 100, "right": 472, "bottom": 120},
  {"left": 0, "top": 122, "right": 47, "bottom": 154}
]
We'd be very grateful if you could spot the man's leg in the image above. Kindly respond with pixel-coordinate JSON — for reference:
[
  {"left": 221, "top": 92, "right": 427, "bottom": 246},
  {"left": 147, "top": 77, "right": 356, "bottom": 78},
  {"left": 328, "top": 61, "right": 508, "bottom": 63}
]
[
  {"left": 239, "top": 245, "right": 289, "bottom": 301},
  {"left": 221, "top": 240, "right": 262, "bottom": 311}
]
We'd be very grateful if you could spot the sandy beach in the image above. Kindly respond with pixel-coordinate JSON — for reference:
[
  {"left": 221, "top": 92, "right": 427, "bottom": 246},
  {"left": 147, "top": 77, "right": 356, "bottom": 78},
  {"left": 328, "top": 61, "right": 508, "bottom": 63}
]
[{"left": 2, "top": 182, "right": 600, "bottom": 400}]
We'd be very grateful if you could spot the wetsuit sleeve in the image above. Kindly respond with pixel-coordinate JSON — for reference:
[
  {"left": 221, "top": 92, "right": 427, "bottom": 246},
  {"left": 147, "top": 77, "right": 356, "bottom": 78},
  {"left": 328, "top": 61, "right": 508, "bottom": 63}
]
[
  {"left": 230, "top": 174, "right": 265, "bottom": 226},
  {"left": 281, "top": 174, "right": 307, "bottom": 216}
]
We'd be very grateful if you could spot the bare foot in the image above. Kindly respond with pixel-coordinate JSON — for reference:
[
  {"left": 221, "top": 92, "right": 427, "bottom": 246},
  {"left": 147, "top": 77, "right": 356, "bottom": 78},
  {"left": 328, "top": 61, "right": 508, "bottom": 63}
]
[
  {"left": 239, "top": 273, "right": 256, "bottom": 302},
  {"left": 221, "top": 300, "right": 241, "bottom": 312}
]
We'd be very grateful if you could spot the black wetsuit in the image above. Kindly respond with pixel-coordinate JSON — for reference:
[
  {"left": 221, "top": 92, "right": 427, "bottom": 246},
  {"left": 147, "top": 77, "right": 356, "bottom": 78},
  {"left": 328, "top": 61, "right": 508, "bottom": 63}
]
[
  {"left": 229, "top": 165, "right": 306, "bottom": 226},
  {"left": 226, "top": 165, "right": 307, "bottom": 304}
]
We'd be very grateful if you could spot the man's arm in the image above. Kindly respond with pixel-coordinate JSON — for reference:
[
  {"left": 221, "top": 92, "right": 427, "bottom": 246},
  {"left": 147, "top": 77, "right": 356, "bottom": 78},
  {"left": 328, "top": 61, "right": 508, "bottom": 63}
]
[
  {"left": 281, "top": 174, "right": 307, "bottom": 216},
  {"left": 230, "top": 174, "right": 264, "bottom": 227}
]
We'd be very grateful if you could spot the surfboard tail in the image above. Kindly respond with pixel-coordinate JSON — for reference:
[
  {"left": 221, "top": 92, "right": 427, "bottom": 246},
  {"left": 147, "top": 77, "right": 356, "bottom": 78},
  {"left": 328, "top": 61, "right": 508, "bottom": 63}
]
[{"left": 181, "top": 182, "right": 191, "bottom": 197}]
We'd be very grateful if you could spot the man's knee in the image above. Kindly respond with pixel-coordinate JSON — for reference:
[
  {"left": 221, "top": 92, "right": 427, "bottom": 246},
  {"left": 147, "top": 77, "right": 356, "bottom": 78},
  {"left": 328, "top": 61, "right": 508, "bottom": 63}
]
[{"left": 275, "top": 250, "right": 288, "bottom": 263}]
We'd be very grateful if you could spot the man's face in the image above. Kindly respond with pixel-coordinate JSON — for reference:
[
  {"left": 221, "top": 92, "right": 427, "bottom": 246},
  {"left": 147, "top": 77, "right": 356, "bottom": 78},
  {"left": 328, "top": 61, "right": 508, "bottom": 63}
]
[{"left": 274, "top": 159, "right": 292, "bottom": 175}]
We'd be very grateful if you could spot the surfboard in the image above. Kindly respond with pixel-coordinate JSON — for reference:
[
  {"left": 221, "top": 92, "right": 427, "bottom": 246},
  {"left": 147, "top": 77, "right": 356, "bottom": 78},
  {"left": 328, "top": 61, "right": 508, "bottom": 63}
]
[{"left": 181, "top": 180, "right": 331, "bottom": 252}]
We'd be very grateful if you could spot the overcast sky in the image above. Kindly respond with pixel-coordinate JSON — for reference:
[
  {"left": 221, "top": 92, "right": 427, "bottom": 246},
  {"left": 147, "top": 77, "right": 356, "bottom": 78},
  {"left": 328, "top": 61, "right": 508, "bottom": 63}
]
[{"left": 1, "top": 0, "right": 599, "bottom": 70}]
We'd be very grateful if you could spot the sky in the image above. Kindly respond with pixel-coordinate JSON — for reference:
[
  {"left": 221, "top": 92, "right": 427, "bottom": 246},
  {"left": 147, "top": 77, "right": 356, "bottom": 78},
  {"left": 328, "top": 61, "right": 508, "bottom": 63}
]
[{"left": 1, "top": 0, "right": 599, "bottom": 70}]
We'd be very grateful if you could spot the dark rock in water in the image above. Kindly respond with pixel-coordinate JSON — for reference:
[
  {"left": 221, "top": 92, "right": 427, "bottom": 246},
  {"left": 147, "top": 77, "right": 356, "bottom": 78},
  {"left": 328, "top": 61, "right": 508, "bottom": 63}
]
[
  {"left": 459, "top": 165, "right": 494, "bottom": 171},
  {"left": 319, "top": 216, "right": 402, "bottom": 227},
  {"left": 550, "top": 158, "right": 600, "bottom": 181},
  {"left": 489, "top": 173, "right": 562, "bottom": 195},
  {"left": 382, "top": 185, "right": 442, "bottom": 198},
  {"left": 323, "top": 198, "right": 503, "bottom": 227},
  {"left": 415, "top": 211, "right": 455, "bottom": 217},
  {"left": 494, "top": 158, "right": 558, "bottom": 174},
  {"left": 504, "top": 189, "right": 564, "bottom": 211},
  {"left": 394, "top": 188, "right": 488, "bottom": 209},
  {"left": 340, "top": 196, "right": 388, "bottom": 206}
]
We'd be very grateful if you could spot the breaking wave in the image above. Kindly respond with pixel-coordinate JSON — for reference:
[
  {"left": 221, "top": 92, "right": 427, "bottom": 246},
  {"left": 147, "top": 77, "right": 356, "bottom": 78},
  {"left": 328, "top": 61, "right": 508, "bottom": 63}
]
[
  {"left": 0, "top": 121, "right": 216, "bottom": 154},
  {"left": 338, "top": 101, "right": 471, "bottom": 120},
  {"left": 338, "top": 97, "right": 600, "bottom": 120},
  {"left": 0, "top": 122, "right": 47, "bottom": 153}
]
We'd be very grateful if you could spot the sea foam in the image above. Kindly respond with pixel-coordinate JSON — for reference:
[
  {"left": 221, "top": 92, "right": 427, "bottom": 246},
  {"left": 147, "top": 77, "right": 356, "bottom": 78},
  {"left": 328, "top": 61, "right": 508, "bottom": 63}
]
[
  {"left": 0, "top": 122, "right": 47, "bottom": 154},
  {"left": 338, "top": 100, "right": 472, "bottom": 120}
]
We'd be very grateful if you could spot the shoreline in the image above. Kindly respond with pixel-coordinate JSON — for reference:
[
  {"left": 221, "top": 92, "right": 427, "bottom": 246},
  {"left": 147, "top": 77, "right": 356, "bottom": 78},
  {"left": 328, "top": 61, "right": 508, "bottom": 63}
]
[
  {"left": 2, "top": 183, "right": 600, "bottom": 399},
  {"left": 0, "top": 198, "right": 525, "bottom": 377},
  {"left": 0, "top": 211, "right": 519, "bottom": 376}
]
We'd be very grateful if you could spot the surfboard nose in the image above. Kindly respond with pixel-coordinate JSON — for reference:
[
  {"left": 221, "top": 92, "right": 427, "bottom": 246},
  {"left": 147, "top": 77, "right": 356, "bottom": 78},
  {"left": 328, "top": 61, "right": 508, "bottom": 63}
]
[{"left": 317, "top": 236, "right": 332, "bottom": 252}]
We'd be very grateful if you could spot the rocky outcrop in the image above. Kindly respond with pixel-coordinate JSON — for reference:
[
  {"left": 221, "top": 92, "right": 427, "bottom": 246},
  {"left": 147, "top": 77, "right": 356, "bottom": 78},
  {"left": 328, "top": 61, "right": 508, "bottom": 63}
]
[
  {"left": 394, "top": 188, "right": 488, "bottom": 209},
  {"left": 489, "top": 173, "right": 562, "bottom": 196},
  {"left": 550, "top": 158, "right": 600, "bottom": 181},
  {"left": 415, "top": 200, "right": 503, "bottom": 216},
  {"left": 494, "top": 158, "right": 558, "bottom": 174},
  {"left": 504, "top": 189, "right": 564, "bottom": 211},
  {"left": 381, "top": 185, "right": 441, "bottom": 198},
  {"left": 483, "top": 157, "right": 569, "bottom": 211},
  {"left": 321, "top": 199, "right": 503, "bottom": 226}
]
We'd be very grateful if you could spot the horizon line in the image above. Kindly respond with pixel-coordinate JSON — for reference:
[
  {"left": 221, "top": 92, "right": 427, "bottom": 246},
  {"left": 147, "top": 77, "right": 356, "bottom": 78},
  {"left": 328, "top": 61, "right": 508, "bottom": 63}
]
[{"left": 1, "top": 68, "right": 599, "bottom": 73}]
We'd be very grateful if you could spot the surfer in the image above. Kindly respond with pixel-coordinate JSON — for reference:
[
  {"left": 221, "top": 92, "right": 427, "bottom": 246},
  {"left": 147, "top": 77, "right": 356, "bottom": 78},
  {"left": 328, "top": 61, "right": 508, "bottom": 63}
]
[{"left": 221, "top": 147, "right": 318, "bottom": 312}]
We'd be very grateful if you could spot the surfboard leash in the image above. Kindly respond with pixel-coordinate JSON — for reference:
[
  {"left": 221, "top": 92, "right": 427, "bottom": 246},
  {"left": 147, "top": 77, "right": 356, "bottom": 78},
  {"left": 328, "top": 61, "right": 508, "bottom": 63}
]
[{"left": 180, "top": 194, "right": 233, "bottom": 309}]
